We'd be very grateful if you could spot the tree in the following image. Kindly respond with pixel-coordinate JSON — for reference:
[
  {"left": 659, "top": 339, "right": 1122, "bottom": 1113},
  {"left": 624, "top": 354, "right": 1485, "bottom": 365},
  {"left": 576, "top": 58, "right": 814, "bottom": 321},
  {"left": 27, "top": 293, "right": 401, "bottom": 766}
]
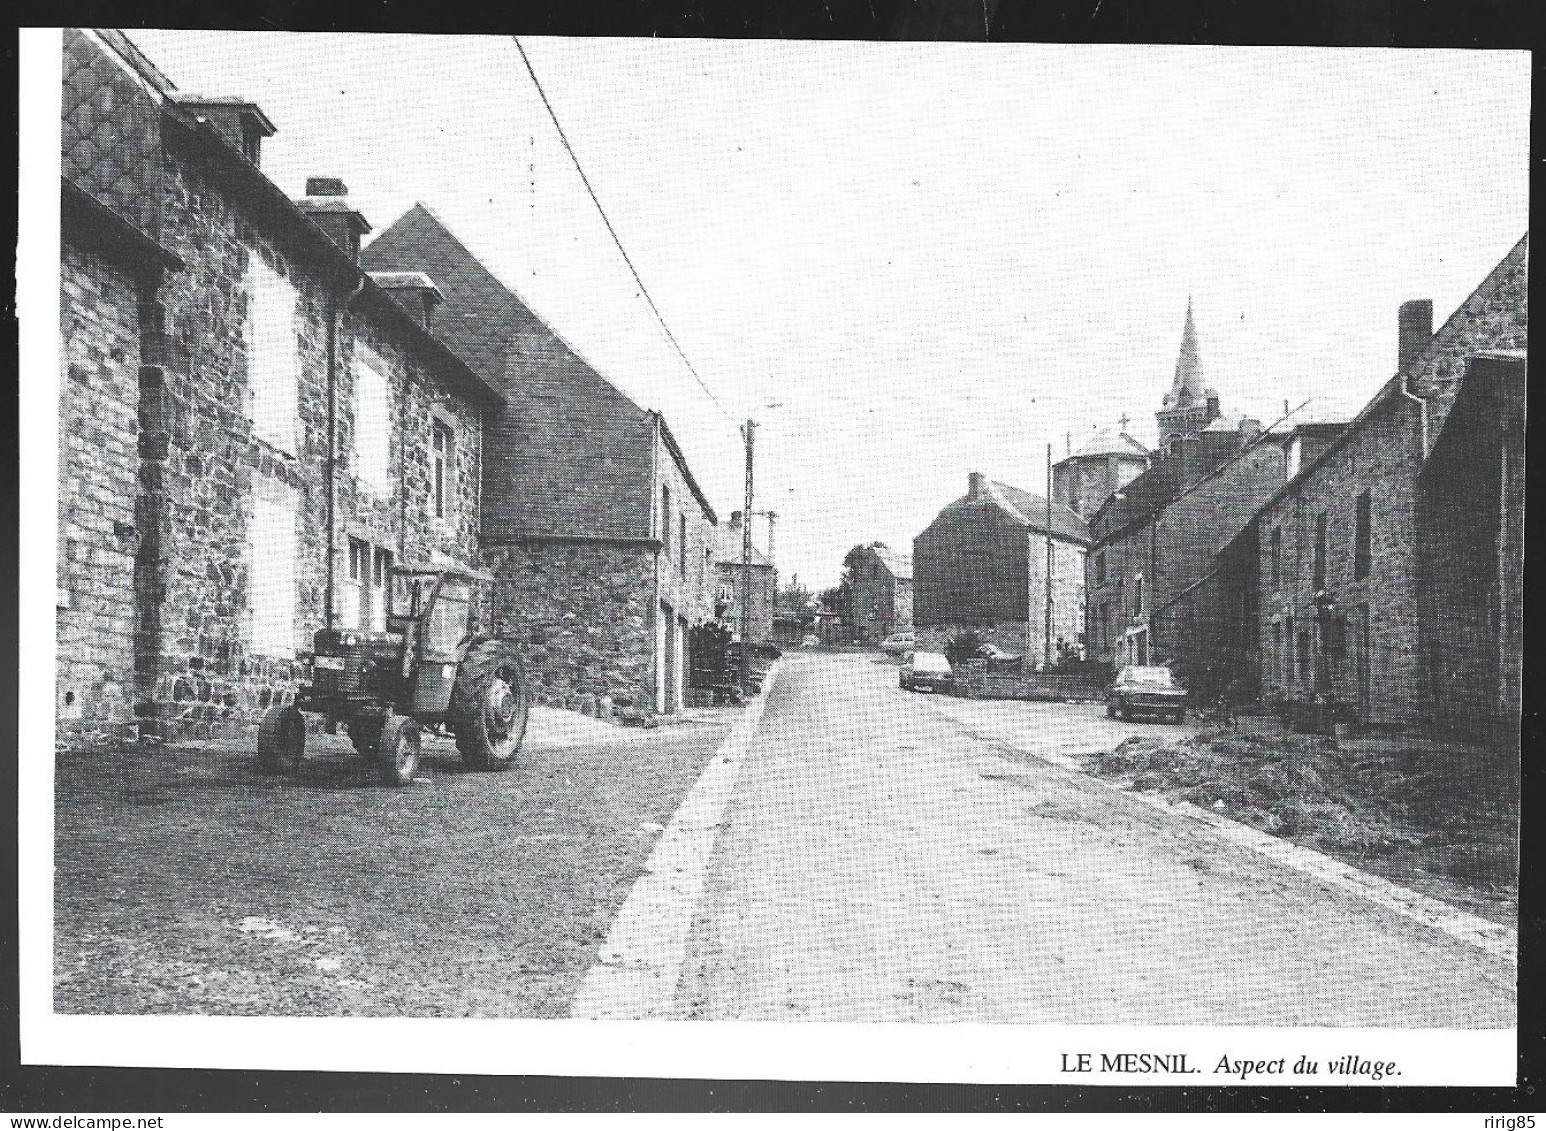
[{"left": 777, "top": 574, "right": 814, "bottom": 614}]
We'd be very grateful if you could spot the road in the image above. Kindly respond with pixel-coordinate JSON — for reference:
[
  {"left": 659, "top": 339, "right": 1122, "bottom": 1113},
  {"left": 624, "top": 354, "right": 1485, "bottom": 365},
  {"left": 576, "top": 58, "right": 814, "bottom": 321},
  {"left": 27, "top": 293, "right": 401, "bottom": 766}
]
[{"left": 672, "top": 652, "right": 1515, "bottom": 1025}]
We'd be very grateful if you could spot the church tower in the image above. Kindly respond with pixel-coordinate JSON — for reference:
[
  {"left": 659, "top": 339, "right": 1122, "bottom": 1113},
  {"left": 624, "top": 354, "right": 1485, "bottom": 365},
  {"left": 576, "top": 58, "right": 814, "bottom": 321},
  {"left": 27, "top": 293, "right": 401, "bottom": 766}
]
[{"left": 1154, "top": 298, "right": 1220, "bottom": 452}]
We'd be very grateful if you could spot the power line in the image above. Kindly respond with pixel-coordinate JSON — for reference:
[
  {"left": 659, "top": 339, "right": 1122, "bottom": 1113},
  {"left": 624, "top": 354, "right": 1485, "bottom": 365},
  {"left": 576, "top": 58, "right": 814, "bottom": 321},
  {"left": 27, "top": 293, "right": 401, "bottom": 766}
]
[{"left": 511, "top": 37, "right": 735, "bottom": 424}]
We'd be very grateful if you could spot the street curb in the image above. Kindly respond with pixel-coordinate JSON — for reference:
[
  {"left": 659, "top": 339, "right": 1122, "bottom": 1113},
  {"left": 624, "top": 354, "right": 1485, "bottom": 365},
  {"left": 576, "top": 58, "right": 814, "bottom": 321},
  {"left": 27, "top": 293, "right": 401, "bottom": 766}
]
[
  {"left": 568, "top": 660, "right": 784, "bottom": 1019},
  {"left": 921, "top": 698, "right": 1517, "bottom": 967}
]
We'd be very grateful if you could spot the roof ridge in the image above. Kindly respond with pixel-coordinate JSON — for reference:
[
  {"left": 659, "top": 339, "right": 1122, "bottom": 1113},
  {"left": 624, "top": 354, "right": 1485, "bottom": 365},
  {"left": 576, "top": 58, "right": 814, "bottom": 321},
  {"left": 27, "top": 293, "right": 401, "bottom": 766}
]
[{"left": 372, "top": 203, "right": 653, "bottom": 423}]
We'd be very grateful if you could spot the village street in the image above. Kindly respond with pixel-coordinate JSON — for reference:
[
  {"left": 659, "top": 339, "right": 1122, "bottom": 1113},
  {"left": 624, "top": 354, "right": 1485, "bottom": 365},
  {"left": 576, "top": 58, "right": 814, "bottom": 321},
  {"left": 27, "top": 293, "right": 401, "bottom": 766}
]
[{"left": 669, "top": 652, "right": 1515, "bottom": 1026}]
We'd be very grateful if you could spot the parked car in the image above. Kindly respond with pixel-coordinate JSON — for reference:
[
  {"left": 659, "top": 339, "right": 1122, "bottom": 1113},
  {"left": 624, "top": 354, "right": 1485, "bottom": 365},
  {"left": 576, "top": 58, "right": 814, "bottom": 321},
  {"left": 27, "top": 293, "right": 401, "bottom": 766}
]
[
  {"left": 1106, "top": 665, "right": 1188, "bottom": 722},
  {"left": 801, "top": 634, "right": 820, "bottom": 648},
  {"left": 974, "top": 642, "right": 1023, "bottom": 672},
  {"left": 880, "top": 630, "right": 917, "bottom": 656},
  {"left": 900, "top": 650, "right": 953, "bottom": 693}
]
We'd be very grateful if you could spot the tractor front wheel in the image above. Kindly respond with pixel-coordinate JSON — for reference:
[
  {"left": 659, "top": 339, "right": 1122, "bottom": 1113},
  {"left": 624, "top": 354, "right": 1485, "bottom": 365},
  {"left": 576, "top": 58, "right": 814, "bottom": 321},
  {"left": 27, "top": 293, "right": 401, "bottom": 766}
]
[
  {"left": 376, "top": 714, "right": 420, "bottom": 787},
  {"left": 451, "top": 641, "right": 529, "bottom": 771},
  {"left": 257, "top": 704, "right": 305, "bottom": 775}
]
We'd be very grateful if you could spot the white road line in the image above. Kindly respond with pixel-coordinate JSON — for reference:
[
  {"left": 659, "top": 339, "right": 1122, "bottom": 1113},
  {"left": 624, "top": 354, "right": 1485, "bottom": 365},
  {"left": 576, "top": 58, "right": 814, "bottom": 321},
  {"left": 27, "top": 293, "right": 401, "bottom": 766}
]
[
  {"left": 568, "top": 660, "right": 785, "bottom": 1019},
  {"left": 924, "top": 697, "right": 1517, "bottom": 966}
]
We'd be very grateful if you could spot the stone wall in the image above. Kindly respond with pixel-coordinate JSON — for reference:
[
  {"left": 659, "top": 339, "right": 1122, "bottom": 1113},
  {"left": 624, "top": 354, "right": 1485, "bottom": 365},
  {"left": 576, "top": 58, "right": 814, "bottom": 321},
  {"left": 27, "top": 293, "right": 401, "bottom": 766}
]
[
  {"left": 484, "top": 540, "right": 656, "bottom": 713},
  {"left": 1256, "top": 398, "right": 1425, "bottom": 726},
  {"left": 56, "top": 243, "right": 143, "bottom": 745},
  {"left": 851, "top": 560, "right": 906, "bottom": 644},
  {"left": 1255, "top": 241, "right": 1527, "bottom": 731},
  {"left": 125, "top": 140, "right": 486, "bottom": 743},
  {"left": 914, "top": 502, "right": 1029, "bottom": 626}
]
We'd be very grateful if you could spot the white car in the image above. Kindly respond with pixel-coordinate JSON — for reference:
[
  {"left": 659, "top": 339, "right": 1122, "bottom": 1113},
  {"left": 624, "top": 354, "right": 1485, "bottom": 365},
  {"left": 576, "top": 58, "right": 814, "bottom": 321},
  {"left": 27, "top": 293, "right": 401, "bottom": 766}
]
[
  {"left": 900, "top": 651, "right": 952, "bottom": 693},
  {"left": 880, "top": 631, "right": 916, "bottom": 656}
]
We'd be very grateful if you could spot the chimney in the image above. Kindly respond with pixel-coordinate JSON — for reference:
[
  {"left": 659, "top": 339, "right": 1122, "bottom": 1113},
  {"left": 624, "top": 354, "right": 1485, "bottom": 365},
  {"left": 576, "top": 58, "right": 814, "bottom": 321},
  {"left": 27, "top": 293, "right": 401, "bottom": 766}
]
[
  {"left": 968, "top": 472, "right": 988, "bottom": 500},
  {"left": 295, "top": 177, "right": 371, "bottom": 263},
  {"left": 172, "top": 95, "right": 276, "bottom": 166},
  {"left": 1398, "top": 299, "right": 1434, "bottom": 372},
  {"left": 729, "top": 510, "right": 743, "bottom": 528},
  {"left": 1238, "top": 417, "right": 1263, "bottom": 444},
  {"left": 369, "top": 272, "right": 443, "bottom": 332}
]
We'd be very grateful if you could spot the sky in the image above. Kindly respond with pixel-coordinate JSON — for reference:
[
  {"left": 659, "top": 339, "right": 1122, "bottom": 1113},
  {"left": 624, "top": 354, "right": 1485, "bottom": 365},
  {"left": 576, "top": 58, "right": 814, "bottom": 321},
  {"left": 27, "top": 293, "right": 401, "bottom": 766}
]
[{"left": 124, "top": 32, "right": 1530, "bottom": 590}]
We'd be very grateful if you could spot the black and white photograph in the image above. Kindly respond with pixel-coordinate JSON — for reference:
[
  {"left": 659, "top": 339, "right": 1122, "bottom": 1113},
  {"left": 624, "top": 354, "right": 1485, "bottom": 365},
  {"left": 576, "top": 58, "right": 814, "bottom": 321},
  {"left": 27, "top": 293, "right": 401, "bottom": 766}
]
[{"left": 17, "top": 19, "right": 1528, "bottom": 1100}]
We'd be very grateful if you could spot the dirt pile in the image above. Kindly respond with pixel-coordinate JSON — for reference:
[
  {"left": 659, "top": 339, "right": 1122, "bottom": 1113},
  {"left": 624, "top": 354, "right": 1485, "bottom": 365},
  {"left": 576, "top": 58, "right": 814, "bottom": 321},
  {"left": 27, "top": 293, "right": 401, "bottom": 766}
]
[{"left": 1087, "top": 730, "right": 1517, "bottom": 895}]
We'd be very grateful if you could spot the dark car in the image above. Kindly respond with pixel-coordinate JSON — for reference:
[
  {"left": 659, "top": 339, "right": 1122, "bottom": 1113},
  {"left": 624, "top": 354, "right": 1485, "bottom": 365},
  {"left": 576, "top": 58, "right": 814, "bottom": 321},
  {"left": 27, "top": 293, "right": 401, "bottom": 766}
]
[
  {"left": 1106, "top": 665, "right": 1188, "bottom": 723},
  {"left": 900, "top": 651, "right": 953, "bottom": 693},
  {"left": 974, "top": 642, "right": 1024, "bottom": 673}
]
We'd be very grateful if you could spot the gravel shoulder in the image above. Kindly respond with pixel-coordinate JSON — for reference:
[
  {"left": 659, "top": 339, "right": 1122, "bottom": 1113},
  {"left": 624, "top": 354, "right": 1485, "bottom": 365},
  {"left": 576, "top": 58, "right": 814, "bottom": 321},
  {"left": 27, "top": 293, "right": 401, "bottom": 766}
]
[{"left": 53, "top": 713, "right": 732, "bottom": 1018}]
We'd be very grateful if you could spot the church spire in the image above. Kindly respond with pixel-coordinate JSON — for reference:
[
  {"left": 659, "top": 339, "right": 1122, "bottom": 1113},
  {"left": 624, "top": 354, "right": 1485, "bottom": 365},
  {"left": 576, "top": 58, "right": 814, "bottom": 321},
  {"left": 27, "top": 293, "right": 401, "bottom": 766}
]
[
  {"left": 1169, "top": 296, "right": 1204, "bottom": 406},
  {"left": 1155, "top": 296, "right": 1221, "bottom": 451}
]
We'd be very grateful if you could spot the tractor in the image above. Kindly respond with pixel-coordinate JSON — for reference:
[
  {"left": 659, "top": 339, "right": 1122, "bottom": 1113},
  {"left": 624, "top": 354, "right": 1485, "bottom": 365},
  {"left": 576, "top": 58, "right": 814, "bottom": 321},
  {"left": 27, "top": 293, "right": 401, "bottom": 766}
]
[{"left": 256, "top": 563, "right": 529, "bottom": 786}]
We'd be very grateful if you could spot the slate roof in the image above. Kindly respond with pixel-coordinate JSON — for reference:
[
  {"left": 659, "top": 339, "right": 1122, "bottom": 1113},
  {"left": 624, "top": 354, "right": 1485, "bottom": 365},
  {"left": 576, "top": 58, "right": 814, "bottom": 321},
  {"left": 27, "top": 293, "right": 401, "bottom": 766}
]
[
  {"left": 714, "top": 526, "right": 772, "bottom": 568},
  {"left": 361, "top": 203, "right": 718, "bottom": 538},
  {"left": 988, "top": 481, "right": 1092, "bottom": 545}
]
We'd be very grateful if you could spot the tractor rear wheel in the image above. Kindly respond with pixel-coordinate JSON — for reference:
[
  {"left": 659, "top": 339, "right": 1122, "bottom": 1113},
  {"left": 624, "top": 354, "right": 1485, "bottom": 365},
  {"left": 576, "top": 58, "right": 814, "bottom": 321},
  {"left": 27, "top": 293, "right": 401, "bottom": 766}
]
[
  {"left": 376, "top": 714, "right": 420, "bottom": 787},
  {"left": 451, "top": 641, "right": 529, "bottom": 771},
  {"left": 257, "top": 704, "right": 305, "bottom": 775}
]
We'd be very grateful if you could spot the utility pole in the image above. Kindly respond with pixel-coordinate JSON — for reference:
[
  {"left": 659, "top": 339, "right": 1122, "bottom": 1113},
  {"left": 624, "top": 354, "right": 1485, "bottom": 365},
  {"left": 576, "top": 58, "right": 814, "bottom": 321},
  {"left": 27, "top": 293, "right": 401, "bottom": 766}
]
[
  {"left": 1044, "top": 442, "right": 1054, "bottom": 671},
  {"left": 741, "top": 419, "right": 756, "bottom": 691}
]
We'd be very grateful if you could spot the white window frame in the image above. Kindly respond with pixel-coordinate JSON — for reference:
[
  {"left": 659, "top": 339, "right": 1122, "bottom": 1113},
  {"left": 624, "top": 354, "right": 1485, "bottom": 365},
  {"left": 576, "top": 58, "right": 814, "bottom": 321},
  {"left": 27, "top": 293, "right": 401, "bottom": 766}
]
[
  {"left": 341, "top": 536, "right": 368, "bottom": 630},
  {"left": 245, "top": 255, "right": 299, "bottom": 456},
  {"left": 432, "top": 416, "right": 455, "bottom": 522}
]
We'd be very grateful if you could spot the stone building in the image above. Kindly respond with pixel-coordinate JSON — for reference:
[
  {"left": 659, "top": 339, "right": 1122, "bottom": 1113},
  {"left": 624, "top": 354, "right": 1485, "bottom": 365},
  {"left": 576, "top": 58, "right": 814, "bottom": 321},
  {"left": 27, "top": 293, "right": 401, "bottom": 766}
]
[
  {"left": 360, "top": 204, "right": 720, "bottom": 716},
  {"left": 57, "top": 29, "right": 500, "bottom": 746},
  {"left": 713, "top": 512, "right": 777, "bottom": 645},
  {"left": 1090, "top": 420, "right": 1345, "bottom": 692},
  {"left": 848, "top": 544, "right": 913, "bottom": 645},
  {"left": 913, "top": 473, "right": 1087, "bottom": 665},
  {"left": 1051, "top": 426, "right": 1149, "bottom": 519},
  {"left": 1080, "top": 297, "right": 1347, "bottom": 683},
  {"left": 1251, "top": 237, "right": 1528, "bottom": 734}
]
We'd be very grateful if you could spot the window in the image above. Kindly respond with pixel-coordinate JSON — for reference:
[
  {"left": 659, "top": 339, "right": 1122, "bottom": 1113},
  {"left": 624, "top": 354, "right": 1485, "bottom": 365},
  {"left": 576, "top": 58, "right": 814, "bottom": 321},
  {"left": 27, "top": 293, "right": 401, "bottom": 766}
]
[
  {"left": 1134, "top": 575, "right": 1144, "bottom": 617},
  {"left": 342, "top": 537, "right": 369, "bottom": 629},
  {"left": 1270, "top": 526, "right": 1282, "bottom": 588},
  {"left": 1354, "top": 490, "right": 1371, "bottom": 581},
  {"left": 1313, "top": 511, "right": 1328, "bottom": 590},
  {"left": 661, "top": 486, "right": 671, "bottom": 553},
  {"left": 370, "top": 547, "right": 393, "bottom": 632},
  {"left": 246, "top": 256, "right": 299, "bottom": 454},
  {"left": 432, "top": 419, "right": 454, "bottom": 520},
  {"left": 1271, "top": 622, "right": 1283, "bottom": 682},
  {"left": 679, "top": 514, "right": 687, "bottom": 575},
  {"left": 1285, "top": 615, "right": 1296, "bottom": 684},
  {"left": 342, "top": 539, "right": 392, "bottom": 630},
  {"left": 353, "top": 351, "right": 392, "bottom": 496},
  {"left": 1093, "top": 551, "right": 1106, "bottom": 585},
  {"left": 249, "top": 482, "right": 298, "bottom": 656}
]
